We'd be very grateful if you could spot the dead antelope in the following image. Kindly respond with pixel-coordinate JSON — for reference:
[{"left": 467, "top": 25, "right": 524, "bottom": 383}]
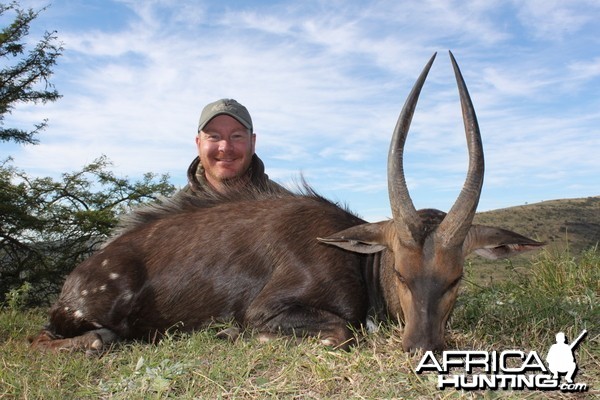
[{"left": 30, "top": 51, "right": 544, "bottom": 353}]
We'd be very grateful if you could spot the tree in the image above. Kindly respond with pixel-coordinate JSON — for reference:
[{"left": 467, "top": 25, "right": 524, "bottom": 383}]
[
  {"left": 0, "top": 2, "right": 178, "bottom": 307},
  {"left": 0, "top": 1, "right": 62, "bottom": 145},
  {"left": 0, "top": 156, "right": 177, "bottom": 306}
]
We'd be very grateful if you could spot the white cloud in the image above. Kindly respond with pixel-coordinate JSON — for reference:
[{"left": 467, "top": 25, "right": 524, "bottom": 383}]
[
  {"left": 514, "top": 0, "right": 599, "bottom": 40},
  {"left": 568, "top": 57, "right": 600, "bottom": 81},
  {"left": 4, "top": 0, "right": 599, "bottom": 220}
]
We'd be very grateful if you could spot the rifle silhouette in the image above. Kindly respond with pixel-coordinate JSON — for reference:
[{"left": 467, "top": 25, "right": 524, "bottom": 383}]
[{"left": 569, "top": 329, "right": 587, "bottom": 350}]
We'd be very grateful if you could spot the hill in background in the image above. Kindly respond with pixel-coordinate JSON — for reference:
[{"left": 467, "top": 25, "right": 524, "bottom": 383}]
[
  {"left": 468, "top": 196, "right": 599, "bottom": 284},
  {"left": 474, "top": 196, "right": 600, "bottom": 253}
]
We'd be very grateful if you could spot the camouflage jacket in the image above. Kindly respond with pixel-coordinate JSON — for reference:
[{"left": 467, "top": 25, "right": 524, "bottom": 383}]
[{"left": 178, "top": 154, "right": 288, "bottom": 197}]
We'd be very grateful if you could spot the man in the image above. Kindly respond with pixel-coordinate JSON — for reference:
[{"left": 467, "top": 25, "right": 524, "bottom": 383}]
[
  {"left": 546, "top": 331, "right": 585, "bottom": 384},
  {"left": 180, "top": 98, "right": 286, "bottom": 196}
]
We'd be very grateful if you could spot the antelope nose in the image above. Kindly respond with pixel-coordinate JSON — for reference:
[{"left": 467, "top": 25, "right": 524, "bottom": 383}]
[{"left": 402, "top": 337, "right": 445, "bottom": 353}]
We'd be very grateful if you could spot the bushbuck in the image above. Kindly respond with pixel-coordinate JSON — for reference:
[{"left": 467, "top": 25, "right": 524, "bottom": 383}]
[{"left": 30, "top": 52, "right": 544, "bottom": 353}]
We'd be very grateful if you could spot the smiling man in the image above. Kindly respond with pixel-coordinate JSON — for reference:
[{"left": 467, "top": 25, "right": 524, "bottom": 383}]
[{"left": 181, "top": 99, "right": 286, "bottom": 196}]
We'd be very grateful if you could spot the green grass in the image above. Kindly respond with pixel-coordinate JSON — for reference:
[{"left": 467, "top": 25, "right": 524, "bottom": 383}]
[
  {"left": 458, "top": 246, "right": 598, "bottom": 344},
  {"left": 1, "top": 247, "right": 598, "bottom": 399}
]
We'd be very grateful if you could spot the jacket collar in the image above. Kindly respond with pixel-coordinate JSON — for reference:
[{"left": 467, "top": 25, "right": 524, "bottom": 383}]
[{"left": 186, "top": 154, "right": 268, "bottom": 195}]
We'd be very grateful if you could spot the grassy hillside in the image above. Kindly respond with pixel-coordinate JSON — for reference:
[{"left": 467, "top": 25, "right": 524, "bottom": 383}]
[
  {"left": 474, "top": 196, "right": 600, "bottom": 253},
  {"left": 469, "top": 196, "right": 600, "bottom": 284}
]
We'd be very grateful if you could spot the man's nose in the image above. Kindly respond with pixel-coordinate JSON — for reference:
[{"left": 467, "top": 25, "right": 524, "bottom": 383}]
[{"left": 218, "top": 139, "right": 233, "bottom": 152}]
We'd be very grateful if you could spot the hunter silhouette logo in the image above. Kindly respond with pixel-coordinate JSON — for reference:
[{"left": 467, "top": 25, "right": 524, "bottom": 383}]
[
  {"left": 415, "top": 329, "right": 590, "bottom": 392},
  {"left": 546, "top": 330, "right": 587, "bottom": 384}
]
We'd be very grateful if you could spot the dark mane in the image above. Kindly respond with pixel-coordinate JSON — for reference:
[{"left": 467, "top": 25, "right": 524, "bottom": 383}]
[{"left": 109, "top": 180, "right": 358, "bottom": 241}]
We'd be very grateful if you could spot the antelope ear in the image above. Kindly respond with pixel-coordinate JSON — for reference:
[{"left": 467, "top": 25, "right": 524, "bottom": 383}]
[
  {"left": 318, "top": 221, "right": 389, "bottom": 254},
  {"left": 464, "top": 225, "right": 545, "bottom": 260}
]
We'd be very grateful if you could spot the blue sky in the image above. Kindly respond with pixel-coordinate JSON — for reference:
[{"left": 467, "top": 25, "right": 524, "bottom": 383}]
[{"left": 3, "top": 0, "right": 600, "bottom": 221}]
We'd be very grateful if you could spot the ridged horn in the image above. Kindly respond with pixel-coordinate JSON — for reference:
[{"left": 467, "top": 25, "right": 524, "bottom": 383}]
[
  {"left": 436, "top": 51, "right": 484, "bottom": 248},
  {"left": 388, "top": 52, "right": 437, "bottom": 246}
]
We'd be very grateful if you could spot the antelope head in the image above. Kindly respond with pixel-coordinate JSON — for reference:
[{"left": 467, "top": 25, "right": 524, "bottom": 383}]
[{"left": 319, "top": 51, "right": 544, "bottom": 352}]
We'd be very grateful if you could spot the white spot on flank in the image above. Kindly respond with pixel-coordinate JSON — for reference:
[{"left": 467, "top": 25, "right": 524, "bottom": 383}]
[
  {"left": 99, "top": 284, "right": 107, "bottom": 292},
  {"left": 74, "top": 310, "right": 84, "bottom": 319},
  {"left": 81, "top": 290, "right": 88, "bottom": 296},
  {"left": 366, "top": 317, "right": 380, "bottom": 334},
  {"left": 109, "top": 272, "right": 119, "bottom": 280},
  {"left": 64, "top": 307, "right": 70, "bottom": 312},
  {"left": 101, "top": 259, "right": 109, "bottom": 268}
]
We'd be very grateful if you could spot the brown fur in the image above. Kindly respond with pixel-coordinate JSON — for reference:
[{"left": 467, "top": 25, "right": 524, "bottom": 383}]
[
  {"left": 32, "top": 188, "right": 375, "bottom": 351},
  {"left": 31, "top": 53, "right": 545, "bottom": 353}
]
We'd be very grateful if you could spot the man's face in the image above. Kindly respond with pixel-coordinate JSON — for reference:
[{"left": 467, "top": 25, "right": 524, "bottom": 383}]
[{"left": 196, "top": 114, "right": 256, "bottom": 191}]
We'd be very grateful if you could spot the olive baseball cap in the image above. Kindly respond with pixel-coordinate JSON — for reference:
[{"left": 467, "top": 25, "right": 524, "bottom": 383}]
[{"left": 198, "top": 99, "right": 253, "bottom": 133}]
